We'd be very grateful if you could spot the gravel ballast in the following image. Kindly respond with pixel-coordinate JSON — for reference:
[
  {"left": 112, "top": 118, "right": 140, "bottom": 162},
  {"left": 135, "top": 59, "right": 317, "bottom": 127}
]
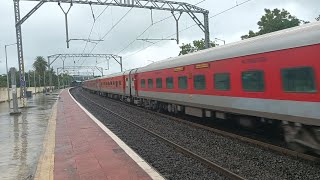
[
  {"left": 71, "top": 88, "right": 227, "bottom": 180},
  {"left": 71, "top": 88, "right": 320, "bottom": 180}
]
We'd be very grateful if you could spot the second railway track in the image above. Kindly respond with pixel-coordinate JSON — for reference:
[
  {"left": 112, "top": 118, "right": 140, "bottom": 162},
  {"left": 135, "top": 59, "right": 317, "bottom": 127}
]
[{"left": 71, "top": 87, "right": 320, "bottom": 180}]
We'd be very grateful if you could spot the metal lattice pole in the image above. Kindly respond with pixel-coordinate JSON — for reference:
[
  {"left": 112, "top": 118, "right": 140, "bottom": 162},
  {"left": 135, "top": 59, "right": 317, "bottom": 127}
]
[
  {"left": 204, "top": 13, "right": 210, "bottom": 48},
  {"left": 13, "top": 0, "right": 27, "bottom": 107}
]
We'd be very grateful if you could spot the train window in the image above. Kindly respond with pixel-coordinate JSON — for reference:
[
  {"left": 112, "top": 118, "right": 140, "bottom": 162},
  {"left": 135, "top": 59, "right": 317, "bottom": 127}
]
[
  {"left": 148, "top": 79, "right": 153, "bottom": 88},
  {"left": 116, "top": 81, "right": 118, "bottom": 87},
  {"left": 141, "top": 79, "right": 146, "bottom": 88},
  {"left": 156, "top": 78, "right": 162, "bottom": 88},
  {"left": 214, "top": 73, "right": 230, "bottom": 90},
  {"left": 242, "top": 70, "right": 265, "bottom": 92},
  {"left": 119, "top": 81, "right": 122, "bottom": 86},
  {"left": 194, "top": 75, "right": 206, "bottom": 90},
  {"left": 166, "top": 77, "right": 174, "bottom": 89},
  {"left": 178, "top": 76, "right": 188, "bottom": 89},
  {"left": 281, "top": 67, "right": 316, "bottom": 92}
]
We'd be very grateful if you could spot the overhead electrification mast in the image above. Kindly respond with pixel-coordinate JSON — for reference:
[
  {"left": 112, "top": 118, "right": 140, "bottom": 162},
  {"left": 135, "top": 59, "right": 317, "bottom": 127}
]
[{"left": 13, "top": 0, "right": 210, "bottom": 106}]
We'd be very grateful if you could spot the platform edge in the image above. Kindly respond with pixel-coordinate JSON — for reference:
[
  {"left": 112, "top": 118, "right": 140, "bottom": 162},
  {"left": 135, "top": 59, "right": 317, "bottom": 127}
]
[
  {"left": 34, "top": 101, "right": 58, "bottom": 180},
  {"left": 68, "top": 88, "right": 165, "bottom": 180}
]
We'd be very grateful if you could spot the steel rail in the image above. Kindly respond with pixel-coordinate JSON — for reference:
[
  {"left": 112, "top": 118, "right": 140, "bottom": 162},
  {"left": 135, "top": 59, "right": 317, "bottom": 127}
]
[
  {"left": 74, "top": 88, "right": 246, "bottom": 180},
  {"left": 80, "top": 88, "right": 320, "bottom": 162}
]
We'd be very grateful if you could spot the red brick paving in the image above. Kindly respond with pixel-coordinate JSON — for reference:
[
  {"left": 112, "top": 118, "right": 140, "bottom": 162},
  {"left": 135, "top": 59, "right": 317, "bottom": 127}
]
[{"left": 54, "top": 90, "right": 152, "bottom": 180}]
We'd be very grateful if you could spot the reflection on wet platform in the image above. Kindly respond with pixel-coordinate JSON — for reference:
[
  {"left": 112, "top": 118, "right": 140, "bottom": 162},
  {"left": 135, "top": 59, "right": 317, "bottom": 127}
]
[{"left": 0, "top": 92, "right": 59, "bottom": 180}]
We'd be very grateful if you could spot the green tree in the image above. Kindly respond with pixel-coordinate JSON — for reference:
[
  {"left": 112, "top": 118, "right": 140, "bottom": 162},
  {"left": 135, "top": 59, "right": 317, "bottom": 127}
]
[
  {"left": 0, "top": 74, "right": 7, "bottom": 87},
  {"left": 33, "top": 56, "right": 48, "bottom": 76},
  {"left": 241, "top": 8, "right": 306, "bottom": 40},
  {"left": 179, "top": 39, "right": 216, "bottom": 56}
]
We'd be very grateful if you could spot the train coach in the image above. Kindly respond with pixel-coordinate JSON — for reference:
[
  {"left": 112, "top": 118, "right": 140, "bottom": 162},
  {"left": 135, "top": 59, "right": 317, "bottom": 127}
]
[{"left": 83, "top": 22, "right": 320, "bottom": 154}]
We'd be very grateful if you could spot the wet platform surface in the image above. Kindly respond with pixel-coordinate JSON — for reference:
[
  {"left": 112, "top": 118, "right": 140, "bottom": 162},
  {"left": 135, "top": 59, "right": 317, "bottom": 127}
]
[
  {"left": 0, "top": 92, "right": 59, "bottom": 180},
  {"left": 53, "top": 90, "right": 158, "bottom": 180}
]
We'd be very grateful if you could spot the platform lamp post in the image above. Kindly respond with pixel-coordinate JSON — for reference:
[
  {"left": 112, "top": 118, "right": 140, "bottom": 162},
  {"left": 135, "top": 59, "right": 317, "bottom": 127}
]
[
  {"left": 57, "top": 68, "right": 60, "bottom": 89},
  {"left": 34, "top": 70, "right": 36, "bottom": 94},
  {"left": 5, "top": 43, "right": 17, "bottom": 109},
  {"left": 28, "top": 70, "right": 31, "bottom": 88}
]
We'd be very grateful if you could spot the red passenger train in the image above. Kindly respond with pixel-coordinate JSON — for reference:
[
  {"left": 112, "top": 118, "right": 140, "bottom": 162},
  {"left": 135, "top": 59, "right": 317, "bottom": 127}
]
[{"left": 83, "top": 22, "right": 320, "bottom": 154}]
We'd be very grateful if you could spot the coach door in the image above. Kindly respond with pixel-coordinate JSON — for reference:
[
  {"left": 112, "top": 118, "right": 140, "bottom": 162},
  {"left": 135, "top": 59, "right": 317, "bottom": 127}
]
[
  {"left": 130, "top": 69, "right": 139, "bottom": 97},
  {"left": 97, "top": 79, "right": 101, "bottom": 91},
  {"left": 124, "top": 70, "right": 132, "bottom": 96}
]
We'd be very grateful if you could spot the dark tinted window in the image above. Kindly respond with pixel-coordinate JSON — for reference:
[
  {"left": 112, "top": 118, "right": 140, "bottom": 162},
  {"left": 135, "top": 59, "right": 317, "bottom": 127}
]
[
  {"left": 178, "top": 76, "right": 188, "bottom": 89},
  {"left": 242, "top": 70, "right": 264, "bottom": 92},
  {"left": 194, "top": 75, "right": 206, "bottom": 90},
  {"left": 282, "top": 67, "right": 316, "bottom": 92},
  {"left": 166, "top": 77, "right": 174, "bottom": 89},
  {"left": 148, "top": 79, "right": 153, "bottom": 88},
  {"left": 214, "top": 73, "right": 230, "bottom": 90},
  {"left": 156, "top": 78, "right": 162, "bottom": 88},
  {"left": 141, "top": 79, "right": 146, "bottom": 88}
]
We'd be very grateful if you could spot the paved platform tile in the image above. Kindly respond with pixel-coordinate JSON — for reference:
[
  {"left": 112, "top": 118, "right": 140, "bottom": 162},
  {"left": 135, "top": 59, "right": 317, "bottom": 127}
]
[{"left": 54, "top": 90, "right": 154, "bottom": 180}]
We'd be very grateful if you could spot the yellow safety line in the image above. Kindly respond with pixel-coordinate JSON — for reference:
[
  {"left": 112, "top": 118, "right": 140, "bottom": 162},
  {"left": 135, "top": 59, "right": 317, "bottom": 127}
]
[{"left": 34, "top": 102, "right": 57, "bottom": 180}]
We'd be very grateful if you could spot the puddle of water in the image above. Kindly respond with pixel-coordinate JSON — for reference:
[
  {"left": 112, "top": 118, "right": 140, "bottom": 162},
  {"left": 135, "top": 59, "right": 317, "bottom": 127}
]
[{"left": 0, "top": 91, "right": 60, "bottom": 180}]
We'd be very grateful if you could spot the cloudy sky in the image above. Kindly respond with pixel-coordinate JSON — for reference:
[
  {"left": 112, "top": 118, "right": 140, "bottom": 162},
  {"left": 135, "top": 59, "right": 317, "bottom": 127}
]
[{"left": 0, "top": 0, "right": 319, "bottom": 76}]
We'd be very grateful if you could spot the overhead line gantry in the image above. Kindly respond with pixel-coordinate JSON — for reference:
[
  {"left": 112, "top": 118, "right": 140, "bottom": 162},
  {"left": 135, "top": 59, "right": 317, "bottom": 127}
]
[{"left": 13, "top": 0, "right": 210, "bottom": 106}]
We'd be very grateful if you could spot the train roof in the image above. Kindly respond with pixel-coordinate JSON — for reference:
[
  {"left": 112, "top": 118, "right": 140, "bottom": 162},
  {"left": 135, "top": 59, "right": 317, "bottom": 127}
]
[
  {"left": 137, "top": 21, "right": 320, "bottom": 73},
  {"left": 83, "top": 72, "right": 124, "bottom": 82},
  {"left": 83, "top": 21, "right": 320, "bottom": 82},
  {"left": 99, "top": 72, "right": 125, "bottom": 79}
]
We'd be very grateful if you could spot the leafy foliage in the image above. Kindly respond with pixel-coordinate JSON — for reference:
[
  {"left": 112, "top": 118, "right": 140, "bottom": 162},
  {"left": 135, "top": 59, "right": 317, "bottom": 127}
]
[
  {"left": 0, "top": 74, "right": 8, "bottom": 87},
  {"left": 179, "top": 39, "right": 216, "bottom": 56},
  {"left": 241, "top": 8, "right": 306, "bottom": 40},
  {"left": 0, "top": 56, "right": 63, "bottom": 87},
  {"left": 33, "top": 56, "right": 48, "bottom": 76}
]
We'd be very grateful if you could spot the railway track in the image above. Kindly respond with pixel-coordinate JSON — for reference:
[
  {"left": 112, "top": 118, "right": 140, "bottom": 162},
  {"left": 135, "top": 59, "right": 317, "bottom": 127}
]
[
  {"left": 132, "top": 105, "right": 320, "bottom": 162},
  {"left": 73, "top": 88, "right": 245, "bottom": 180},
  {"left": 85, "top": 89, "right": 320, "bottom": 162},
  {"left": 72, "top": 87, "right": 320, "bottom": 180}
]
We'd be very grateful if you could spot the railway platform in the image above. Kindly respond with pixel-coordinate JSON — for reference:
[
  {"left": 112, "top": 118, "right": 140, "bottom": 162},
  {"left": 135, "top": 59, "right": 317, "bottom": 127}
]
[{"left": 35, "top": 89, "right": 163, "bottom": 180}]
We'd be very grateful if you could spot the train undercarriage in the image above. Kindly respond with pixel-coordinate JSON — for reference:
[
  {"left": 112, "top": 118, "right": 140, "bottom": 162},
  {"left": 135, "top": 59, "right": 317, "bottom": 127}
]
[{"left": 92, "top": 89, "right": 320, "bottom": 155}]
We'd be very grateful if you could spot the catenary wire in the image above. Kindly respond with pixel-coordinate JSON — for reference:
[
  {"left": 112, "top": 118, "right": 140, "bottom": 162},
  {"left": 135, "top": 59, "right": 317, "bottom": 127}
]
[
  {"left": 121, "top": 0, "right": 253, "bottom": 59},
  {"left": 116, "top": 0, "right": 207, "bottom": 55},
  {"left": 78, "top": 5, "right": 110, "bottom": 63},
  {"left": 80, "top": 7, "right": 134, "bottom": 65}
]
